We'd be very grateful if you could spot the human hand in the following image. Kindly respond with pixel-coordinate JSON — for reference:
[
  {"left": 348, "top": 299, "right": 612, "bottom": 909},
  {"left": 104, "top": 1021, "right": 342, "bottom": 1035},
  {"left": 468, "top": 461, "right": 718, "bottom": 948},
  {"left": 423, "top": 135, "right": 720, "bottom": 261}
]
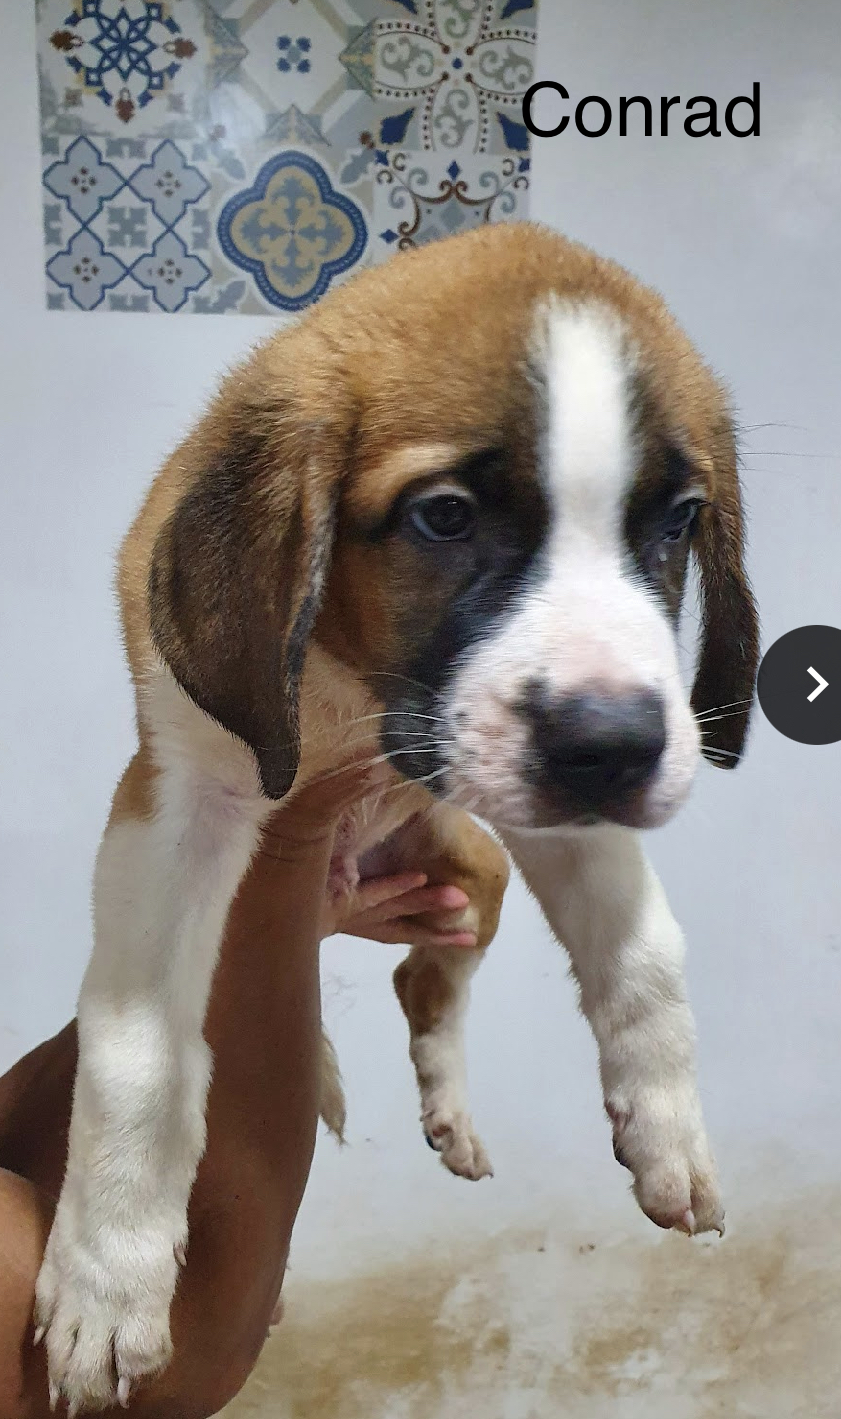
[
  {"left": 257, "top": 764, "right": 478, "bottom": 950},
  {"left": 257, "top": 762, "right": 377, "bottom": 865},
  {"left": 326, "top": 873, "right": 478, "bottom": 949}
]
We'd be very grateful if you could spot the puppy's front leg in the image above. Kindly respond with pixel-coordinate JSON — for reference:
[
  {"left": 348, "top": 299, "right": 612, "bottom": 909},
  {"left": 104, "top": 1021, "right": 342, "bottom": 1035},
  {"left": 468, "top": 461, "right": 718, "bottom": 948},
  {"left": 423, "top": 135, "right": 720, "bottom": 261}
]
[
  {"left": 34, "top": 748, "right": 269, "bottom": 1412},
  {"left": 389, "top": 803, "right": 509, "bottom": 1182},
  {"left": 503, "top": 825, "right": 724, "bottom": 1235}
]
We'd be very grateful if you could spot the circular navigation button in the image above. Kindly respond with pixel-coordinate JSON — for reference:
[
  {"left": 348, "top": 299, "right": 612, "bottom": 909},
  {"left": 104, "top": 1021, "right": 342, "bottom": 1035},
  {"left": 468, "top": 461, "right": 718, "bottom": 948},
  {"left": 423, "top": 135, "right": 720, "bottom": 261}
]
[{"left": 757, "top": 625, "right": 841, "bottom": 745}]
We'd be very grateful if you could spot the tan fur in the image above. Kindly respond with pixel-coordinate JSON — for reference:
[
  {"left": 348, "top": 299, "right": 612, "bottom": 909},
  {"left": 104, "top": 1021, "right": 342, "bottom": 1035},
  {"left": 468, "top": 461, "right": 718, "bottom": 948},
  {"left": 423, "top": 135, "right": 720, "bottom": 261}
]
[
  {"left": 393, "top": 810, "right": 510, "bottom": 1034},
  {"left": 318, "top": 1031, "right": 347, "bottom": 1144},
  {"left": 119, "top": 224, "right": 735, "bottom": 685},
  {"left": 107, "top": 752, "right": 159, "bottom": 826},
  {"left": 343, "top": 443, "right": 461, "bottom": 523}
]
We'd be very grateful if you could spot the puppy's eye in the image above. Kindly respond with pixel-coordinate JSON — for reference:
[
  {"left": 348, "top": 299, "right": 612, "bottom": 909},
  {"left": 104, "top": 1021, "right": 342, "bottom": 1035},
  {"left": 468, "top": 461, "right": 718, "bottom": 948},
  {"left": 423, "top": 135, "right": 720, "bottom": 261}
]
[
  {"left": 661, "top": 497, "right": 705, "bottom": 544},
  {"left": 410, "top": 492, "right": 476, "bottom": 542}
]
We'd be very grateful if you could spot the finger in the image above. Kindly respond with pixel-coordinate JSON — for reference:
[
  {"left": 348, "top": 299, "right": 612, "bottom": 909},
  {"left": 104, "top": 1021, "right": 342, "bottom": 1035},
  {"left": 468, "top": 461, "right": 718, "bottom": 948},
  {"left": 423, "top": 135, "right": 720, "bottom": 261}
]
[
  {"left": 262, "top": 760, "right": 379, "bottom": 842},
  {"left": 412, "top": 929, "right": 478, "bottom": 948},
  {"left": 375, "top": 884, "right": 470, "bottom": 919},
  {"left": 290, "top": 761, "right": 379, "bottom": 816},
  {"left": 348, "top": 922, "right": 479, "bottom": 949},
  {"left": 422, "top": 884, "right": 470, "bottom": 911},
  {"left": 350, "top": 873, "right": 429, "bottom": 914},
  {"left": 391, "top": 879, "right": 468, "bottom": 913}
]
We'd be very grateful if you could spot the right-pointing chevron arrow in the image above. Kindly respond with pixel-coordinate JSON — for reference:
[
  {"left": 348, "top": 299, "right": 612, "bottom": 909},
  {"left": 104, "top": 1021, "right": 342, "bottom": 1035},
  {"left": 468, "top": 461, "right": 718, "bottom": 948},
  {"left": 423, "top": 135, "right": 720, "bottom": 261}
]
[{"left": 807, "top": 666, "right": 828, "bottom": 702}]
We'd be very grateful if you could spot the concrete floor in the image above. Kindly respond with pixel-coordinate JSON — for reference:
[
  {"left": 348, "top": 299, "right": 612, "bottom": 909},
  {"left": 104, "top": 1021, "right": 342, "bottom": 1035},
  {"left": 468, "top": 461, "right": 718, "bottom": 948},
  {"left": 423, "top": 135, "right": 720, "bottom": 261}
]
[{"left": 224, "top": 1176, "right": 841, "bottom": 1419}]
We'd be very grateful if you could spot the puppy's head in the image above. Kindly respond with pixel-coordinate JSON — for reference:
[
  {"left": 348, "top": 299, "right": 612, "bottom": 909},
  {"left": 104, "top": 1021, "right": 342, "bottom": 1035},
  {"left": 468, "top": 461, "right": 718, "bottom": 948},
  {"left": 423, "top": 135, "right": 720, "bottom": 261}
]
[{"left": 150, "top": 224, "right": 759, "bottom": 827}]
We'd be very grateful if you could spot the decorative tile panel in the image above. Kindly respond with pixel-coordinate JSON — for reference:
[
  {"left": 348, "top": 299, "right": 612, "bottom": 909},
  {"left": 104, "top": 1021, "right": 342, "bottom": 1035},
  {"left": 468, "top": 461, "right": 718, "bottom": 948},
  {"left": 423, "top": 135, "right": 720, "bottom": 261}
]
[{"left": 37, "top": 0, "right": 538, "bottom": 313}]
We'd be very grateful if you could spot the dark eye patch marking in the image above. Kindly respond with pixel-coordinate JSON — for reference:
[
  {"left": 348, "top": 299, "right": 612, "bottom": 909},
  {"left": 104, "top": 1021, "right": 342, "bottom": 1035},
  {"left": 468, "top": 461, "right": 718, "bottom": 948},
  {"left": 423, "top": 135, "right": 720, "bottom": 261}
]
[
  {"left": 367, "top": 440, "right": 551, "bottom": 784},
  {"left": 624, "top": 436, "right": 708, "bottom": 619}
]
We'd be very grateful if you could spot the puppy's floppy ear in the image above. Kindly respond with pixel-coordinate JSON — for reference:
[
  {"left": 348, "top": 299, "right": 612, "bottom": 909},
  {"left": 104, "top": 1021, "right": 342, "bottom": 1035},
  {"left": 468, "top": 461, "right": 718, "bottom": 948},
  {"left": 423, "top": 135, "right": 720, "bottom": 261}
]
[
  {"left": 690, "top": 427, "right": 760, "bottom": 767},
  {"left": 148, "top": 394, "right": 342, "bottom": 800}
]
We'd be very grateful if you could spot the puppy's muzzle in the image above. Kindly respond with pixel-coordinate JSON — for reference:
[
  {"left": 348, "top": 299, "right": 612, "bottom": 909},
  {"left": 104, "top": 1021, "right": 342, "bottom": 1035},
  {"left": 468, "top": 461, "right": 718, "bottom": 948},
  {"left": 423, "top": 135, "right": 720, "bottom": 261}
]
[{"left": 522, "top": 686, "right": 667, "bottom": 815}]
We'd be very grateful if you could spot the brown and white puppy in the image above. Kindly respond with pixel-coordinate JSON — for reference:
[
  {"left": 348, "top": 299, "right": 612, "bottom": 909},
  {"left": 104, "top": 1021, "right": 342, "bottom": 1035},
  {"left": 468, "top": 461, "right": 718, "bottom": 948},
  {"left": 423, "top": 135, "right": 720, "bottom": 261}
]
[{"left": 34, "top": 223, "right": 758, "bottom": 1412}]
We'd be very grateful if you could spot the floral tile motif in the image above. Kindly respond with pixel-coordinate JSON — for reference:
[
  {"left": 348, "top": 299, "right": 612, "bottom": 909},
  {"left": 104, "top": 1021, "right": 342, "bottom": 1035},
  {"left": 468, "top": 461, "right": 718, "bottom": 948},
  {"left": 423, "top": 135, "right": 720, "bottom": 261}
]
[
  {"left": 340, "top": 2, "right": 534, "bottom": 155},
  {"left": 128, "top": 140, "right": 210, "bottom": 224},
  {"left": 374, "top": 150, "right": 529, "bottom": 249},
  {"left": 37, "top": 0, "right": 538, "bottom": 313},
  {"left": 218, "top": 150, "right": 368, "bottom": 309}
]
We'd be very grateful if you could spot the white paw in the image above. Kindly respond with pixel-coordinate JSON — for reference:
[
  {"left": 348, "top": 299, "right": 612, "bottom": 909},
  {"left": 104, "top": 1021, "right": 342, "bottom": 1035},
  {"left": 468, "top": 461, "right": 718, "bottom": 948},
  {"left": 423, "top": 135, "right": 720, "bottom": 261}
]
[
  {"left": 34, "top": 1202, "right": 184, "bottom": 1413},
  {"left": 607, "top": 1085, "right": 724, "bottom": 1236},
  {"left": 423, "top": 1104, "right": 493, "bottom": 1182}
]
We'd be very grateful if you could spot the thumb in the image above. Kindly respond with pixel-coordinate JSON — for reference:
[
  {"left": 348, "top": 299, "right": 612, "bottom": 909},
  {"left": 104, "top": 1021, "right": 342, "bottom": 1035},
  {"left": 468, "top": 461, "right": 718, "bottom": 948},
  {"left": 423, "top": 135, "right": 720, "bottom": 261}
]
[{"left": 282, "top": 757, "right": 379, "bottom": 827}]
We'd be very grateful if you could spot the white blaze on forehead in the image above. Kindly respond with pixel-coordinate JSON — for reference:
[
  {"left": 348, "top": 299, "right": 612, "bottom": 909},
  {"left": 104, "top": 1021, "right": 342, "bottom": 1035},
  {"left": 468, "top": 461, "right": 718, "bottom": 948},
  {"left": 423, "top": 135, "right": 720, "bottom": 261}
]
[
  {"left": 438, "top": 300, "right": 700, "bottom": 830},
  {"left": 538, "top": 300, "right": 634, "bottom": 550}
]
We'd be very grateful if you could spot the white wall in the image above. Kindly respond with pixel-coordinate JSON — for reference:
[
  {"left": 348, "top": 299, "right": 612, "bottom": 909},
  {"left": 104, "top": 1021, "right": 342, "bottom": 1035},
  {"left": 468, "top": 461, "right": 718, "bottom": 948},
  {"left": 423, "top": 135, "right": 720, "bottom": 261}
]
[{"left": 3, "top": 4, "right": 841, "bottom": 1414}]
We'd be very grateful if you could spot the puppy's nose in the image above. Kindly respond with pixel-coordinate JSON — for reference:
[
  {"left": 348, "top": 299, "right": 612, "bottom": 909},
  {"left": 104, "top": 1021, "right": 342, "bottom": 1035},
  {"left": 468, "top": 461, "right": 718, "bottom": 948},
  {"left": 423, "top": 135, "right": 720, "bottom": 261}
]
[{"left": 525, "top": 688, "right": 667, "bottom": 808}]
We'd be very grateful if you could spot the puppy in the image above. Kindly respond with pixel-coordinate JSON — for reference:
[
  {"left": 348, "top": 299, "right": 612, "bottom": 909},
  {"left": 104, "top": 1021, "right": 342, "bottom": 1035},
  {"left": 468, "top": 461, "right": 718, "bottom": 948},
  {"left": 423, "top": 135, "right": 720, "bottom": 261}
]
[{"left": 35, "top": 222, "right": 758, "bottom": 1411}]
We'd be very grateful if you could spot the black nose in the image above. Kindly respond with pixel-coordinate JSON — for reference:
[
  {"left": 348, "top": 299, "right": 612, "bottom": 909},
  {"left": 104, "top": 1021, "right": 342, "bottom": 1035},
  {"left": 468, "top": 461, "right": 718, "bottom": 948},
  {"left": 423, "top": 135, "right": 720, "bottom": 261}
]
[{"left": 524, "top": 688, "right": 667, "bottom": 809}]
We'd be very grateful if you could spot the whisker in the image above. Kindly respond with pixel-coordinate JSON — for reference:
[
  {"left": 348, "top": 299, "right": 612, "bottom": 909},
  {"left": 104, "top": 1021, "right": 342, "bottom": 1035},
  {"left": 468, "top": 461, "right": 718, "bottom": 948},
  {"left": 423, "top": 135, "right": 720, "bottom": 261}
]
[
  {"left": 439, "top": 778, "right": 486, "bottom": 819},
  {"left": 384, "top": 745, "right": 454, "bottom": 756},
  {"left": 349, "top": 728, "right": 452, "bottom": 741},
  {"left": 740, "top": 450, "right": 841, "bottom": 461},
  {"left": 738, "top": 421, "right": 808, "bottom": 434},
  {"left": 695, "top": 697, "right": 753, "bottom": 715},
  {"left": 694, "top": 698, "right": 753, "bottom": 721},
  {"left": 696, "top": 708, "right": 752, "bottom": 726},
  {"left": 367, "top": 669, "right": 439, "bottom": 698},
  {"left": 290, "top": 737, "right": 450, "bottom": 770},
  {"left": 415, "top": 765, "right": 451, "bottom": 788},
  {"left": 304, "top": 742, "right": 453, "bottom": 786},
  {"left": 374, "top": 763, "right": 454, "bottom": 806},
  {"left": 350, "top": 711, "right": 449, "bottom": 727}
]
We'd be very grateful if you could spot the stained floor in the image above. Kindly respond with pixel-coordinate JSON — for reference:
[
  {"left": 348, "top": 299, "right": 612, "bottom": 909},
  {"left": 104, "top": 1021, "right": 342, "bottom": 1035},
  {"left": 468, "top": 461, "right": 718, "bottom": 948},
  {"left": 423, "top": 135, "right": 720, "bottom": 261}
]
[{"left": 223, "top": 1184, "right": 841, "bottom": 1419}]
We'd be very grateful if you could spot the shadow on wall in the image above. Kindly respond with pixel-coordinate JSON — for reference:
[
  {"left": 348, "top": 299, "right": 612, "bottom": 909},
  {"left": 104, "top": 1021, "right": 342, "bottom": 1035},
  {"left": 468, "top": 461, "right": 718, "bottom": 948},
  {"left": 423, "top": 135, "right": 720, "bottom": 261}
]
[{"left": 223, "top": 1182, "right": 841, "bottom": 1419}]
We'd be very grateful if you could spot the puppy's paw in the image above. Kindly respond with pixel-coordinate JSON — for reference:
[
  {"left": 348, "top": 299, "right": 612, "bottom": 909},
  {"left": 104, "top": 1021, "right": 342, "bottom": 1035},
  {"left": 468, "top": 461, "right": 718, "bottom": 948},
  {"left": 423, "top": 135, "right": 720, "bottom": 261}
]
[
  {"left": 607, "top": 1087, "right": 724, "bottom": 1236},
  {"left": 423, "top": 1104, "right": 493, "bottom": 1182},
  {"left": 35, "top": 1202, "right": 183, "bottom": 1412}
]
